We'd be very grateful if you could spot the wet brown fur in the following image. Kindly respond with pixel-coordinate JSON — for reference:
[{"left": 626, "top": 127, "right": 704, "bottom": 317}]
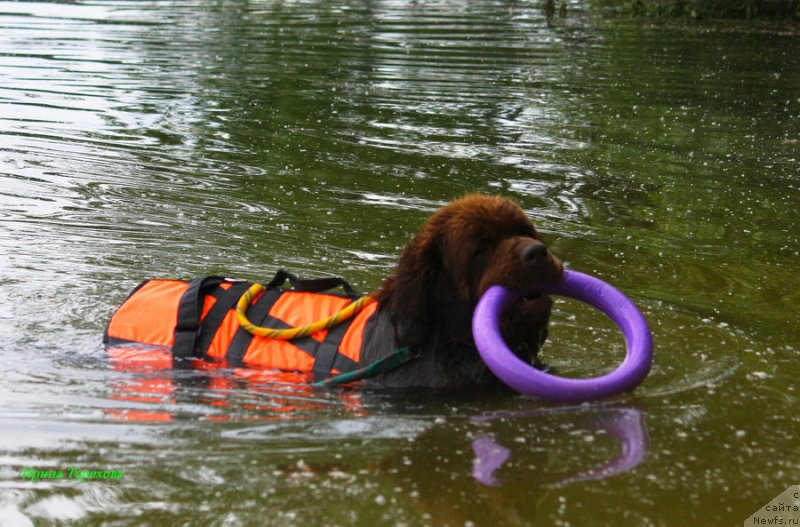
[{"left": 366, "top": 194, "right": 563, "bottom": 388}]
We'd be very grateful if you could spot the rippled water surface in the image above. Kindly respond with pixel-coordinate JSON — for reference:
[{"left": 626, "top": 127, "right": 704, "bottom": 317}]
[{"left": 1, "top": 1, "right": 798, "bottom": 525}]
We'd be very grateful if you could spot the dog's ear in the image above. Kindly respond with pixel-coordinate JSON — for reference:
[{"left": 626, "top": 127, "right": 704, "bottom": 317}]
[{"left": 377, "top": 223, "right": 443, "bottom": 348}]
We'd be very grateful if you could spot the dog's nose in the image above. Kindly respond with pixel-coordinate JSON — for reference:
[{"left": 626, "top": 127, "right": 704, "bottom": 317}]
[{"left": 521, "top": 241, "right": 548, "bottom": 265}]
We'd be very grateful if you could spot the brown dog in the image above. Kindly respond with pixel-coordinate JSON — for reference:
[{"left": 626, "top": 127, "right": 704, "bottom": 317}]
[{"left": 362, "top": 194, "right": 563, "bottom": 388}]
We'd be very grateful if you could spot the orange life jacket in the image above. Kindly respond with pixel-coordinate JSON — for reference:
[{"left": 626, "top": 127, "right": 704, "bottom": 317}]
[{"left": 103, "top": 272, "right": 379, "bottom": 380}]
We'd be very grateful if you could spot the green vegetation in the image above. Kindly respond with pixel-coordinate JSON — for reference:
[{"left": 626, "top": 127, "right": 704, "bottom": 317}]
[{"left": 593, "top": 0, "right": 800, "bottom": 19}]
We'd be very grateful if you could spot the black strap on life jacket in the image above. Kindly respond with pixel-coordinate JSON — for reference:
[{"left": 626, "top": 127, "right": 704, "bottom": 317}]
[
  {"left": 309, "top": 317, "right": 358, "bottom": 381},
  {"left": 173, "top": 276, "right": 228, "bottom": 359},
  {"left": 267, "top": 268, "right": 358, "bottom": 298},
  {"left": 171, "top": 273, "right": 362, "bottom": 378},
  {"left": 194, "top": 280, "right": 252, "bottom": 360},
  {"left": 225, "top": 287, "right": 282, "bottom": 363}
]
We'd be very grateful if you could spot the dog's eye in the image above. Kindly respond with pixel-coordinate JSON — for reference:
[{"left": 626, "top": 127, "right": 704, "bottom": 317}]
[
  {"left": 470, "top": 242, "right": 493, "bottom": 278},
  {"left": 472, "top": 242, "right": 491, "bottom": 260}
]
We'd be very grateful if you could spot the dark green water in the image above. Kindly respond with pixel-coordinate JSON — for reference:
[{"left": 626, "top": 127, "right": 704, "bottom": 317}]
[{"left": 0, "top": 1, "right": 798, "bottom": 525}]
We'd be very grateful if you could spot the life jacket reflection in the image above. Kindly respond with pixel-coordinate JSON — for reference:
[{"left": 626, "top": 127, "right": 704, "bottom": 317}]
[{"left": 103, "top": 276, "right": 379, "bottom": 380}]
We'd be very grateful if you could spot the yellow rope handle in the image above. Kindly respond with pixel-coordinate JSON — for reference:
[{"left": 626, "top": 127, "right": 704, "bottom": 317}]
[{"left": 235, "top": 283, "right": 376, "bottom": 340}]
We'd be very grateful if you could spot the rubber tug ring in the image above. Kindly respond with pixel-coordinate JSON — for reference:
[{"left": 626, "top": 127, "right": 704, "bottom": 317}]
[
  {"left": 472, "top": 270, "right": 653, "bottom": 402},
  {"left": 236, "top": 283, "right": 376, "bottom": 340}
]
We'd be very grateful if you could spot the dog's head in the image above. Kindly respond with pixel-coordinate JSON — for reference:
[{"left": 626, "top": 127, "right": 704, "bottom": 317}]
[{"left": 378, "top": 194, "right": 562, "bottom": 364}]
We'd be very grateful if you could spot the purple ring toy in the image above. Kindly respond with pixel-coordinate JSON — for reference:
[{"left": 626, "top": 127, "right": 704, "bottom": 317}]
[{"left": 472, "top": 270, "right": 653, "bottom": 402}]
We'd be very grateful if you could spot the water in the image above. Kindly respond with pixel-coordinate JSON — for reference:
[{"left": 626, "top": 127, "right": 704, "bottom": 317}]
[{"left": 0, "top": 1, "right": 798, "bottom": 525}]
